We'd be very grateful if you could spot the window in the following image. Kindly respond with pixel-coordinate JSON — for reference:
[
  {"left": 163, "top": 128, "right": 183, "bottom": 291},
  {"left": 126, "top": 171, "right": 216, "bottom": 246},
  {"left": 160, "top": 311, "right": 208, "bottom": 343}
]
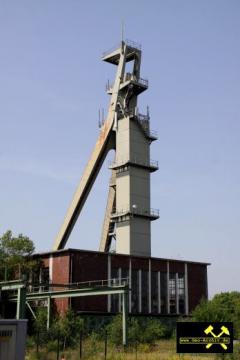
[
  {"left": 178, "top": 273, "right": 185, "bottom": 314},
  {"left": 169, "top": 273, "right": 176, "bottom": 314}
]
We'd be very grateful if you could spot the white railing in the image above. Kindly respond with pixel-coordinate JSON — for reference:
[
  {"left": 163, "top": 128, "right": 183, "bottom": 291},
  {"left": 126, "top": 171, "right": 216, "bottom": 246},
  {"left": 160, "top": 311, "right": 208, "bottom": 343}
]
[
  {"left": 102, "top": 39, "right": 141, "bottom": 58},
  {"left": 125, "top": 39, "right": 141, "bottom": 50},
  {"left": 102, "top": 42, "right": 121, "bottom": 58},
  {"left": 124, "top": 73, "right": 148, "bottom": 87},
  {"left": 109, "top": 158, "right": 158, "bottom": 169},
  {"left": 27, "top": 278, "right": 129, "bottom": 293},
  {"left": 112, "top": 208, "right": 159, "bottom": 218}
]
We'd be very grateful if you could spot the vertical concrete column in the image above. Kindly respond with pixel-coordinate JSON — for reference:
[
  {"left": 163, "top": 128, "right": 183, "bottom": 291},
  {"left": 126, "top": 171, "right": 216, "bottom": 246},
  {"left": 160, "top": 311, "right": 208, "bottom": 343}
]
[
  {"left": 166, "top": 261, "right": 170, "bottom": 314},
  {"left": 49, "top": 255, "right": 53, "bottom": 283},
  {"left": 129, "top": 259, "right": 132, "bottom": 313},
  {"left": 39, "top": 267, "right": 42, "bottom": 292},
  {"left": 184, "top": 263, "right": 189, "bottom": 315},
  {"left": 47, "top": 297, "right": 51, "bottom": 330},
  {"left": 118, "top": 267, "right": 122, "bottom": 312},
  {"left": 148, "top": 259, "right": 151, "bottom": 314},
  {"left": 122, "top": 290, "right": 128, "bottom": 346},
  {"left": 176, "top": 273, "right": 179, "bottom": 314},
  {"left": 16, "top": 287, "right": 26, "bottom": 319},
  {"left": 107, "top": 254, "right": 111, "bottom": 312},
  {"left": 157, "top": 271, "right": 161, "bottom": 314},
  {"left": 138, "top": 269, "right": 142, "bottom": 313}
]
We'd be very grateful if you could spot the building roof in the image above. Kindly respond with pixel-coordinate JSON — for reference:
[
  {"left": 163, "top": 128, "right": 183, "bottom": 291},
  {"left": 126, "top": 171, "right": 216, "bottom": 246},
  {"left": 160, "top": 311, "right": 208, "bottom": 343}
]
[{"left": 32, "top": 248, "right": 211, "bottom": 266}]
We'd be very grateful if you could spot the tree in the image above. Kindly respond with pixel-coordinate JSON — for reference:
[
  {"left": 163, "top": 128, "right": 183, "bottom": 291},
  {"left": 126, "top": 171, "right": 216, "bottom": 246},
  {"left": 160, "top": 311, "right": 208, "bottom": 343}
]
[
  {"left": 0, "top": 230, "right": 36, "bottom": 280},
  {"left": 192, "top": 292, "right": 240, "bottom": 338},
  {"left": 51, "top": 309, "right": 84, "bottom": 349}
]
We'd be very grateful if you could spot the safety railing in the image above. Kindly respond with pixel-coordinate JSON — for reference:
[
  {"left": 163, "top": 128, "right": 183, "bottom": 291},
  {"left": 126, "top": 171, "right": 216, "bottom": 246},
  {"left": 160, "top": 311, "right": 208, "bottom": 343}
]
[
  {"left": 125, "top": 39, "right": 141, "bottom": 50},
  {"left": 109, "top": 158, "right": 158, "bottom": 170},
  {"left": 124, "top": 73, "right": 148, "bottom": 87},
  {"left": 102, "top": 42, "right": 121, "bottom": 58},
  {"left": 27, "top": 278, "right": 129, "bottom": 294},
  {"left": 137, "top": 113, "right": 149, "bottom": 122},
  {"left": 111, "top": 208, "right": 160, "bottom": 218},
  {"left": 102, "top": 39, "right": 141, "bottom": 58}
]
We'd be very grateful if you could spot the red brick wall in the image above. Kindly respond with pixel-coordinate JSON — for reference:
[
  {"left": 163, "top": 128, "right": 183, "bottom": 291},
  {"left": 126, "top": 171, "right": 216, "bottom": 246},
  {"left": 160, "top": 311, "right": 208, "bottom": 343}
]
[
  {"left": 169, "top": 261, "right": 184, "bottom": 273},
  {"left": 111, "top": 254, "right": 129, "bottom": 269},
  {"left": 151, "top": 259, "right": 167, "bottom": 272},
  {"left": 52, "top": 254, "right": 70, "bottom": 315},
  {"left": 71, "top": 251, "right": 108, "bottom": 313},
  {"left": 131, "top": 256, "right": 149, "bottom": 270},
  {"left": 188, "top": 263, "right": 207, "bottom": 312}
]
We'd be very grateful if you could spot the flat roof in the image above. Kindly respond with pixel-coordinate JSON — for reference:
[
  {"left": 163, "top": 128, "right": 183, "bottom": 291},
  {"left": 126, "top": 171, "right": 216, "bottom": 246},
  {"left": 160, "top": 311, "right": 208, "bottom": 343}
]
[{"left": 33, "top": 248, "right": 211, "bottom": 266}]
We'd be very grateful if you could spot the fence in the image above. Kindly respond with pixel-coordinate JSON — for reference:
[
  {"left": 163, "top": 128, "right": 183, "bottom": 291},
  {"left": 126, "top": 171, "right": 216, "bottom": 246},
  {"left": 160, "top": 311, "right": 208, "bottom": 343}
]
[{"left": 26, "top": 328, "right": 240, "bottom": 360}]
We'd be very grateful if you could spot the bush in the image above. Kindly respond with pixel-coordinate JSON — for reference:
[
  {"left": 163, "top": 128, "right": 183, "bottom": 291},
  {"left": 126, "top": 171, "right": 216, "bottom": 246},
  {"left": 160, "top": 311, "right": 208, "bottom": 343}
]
[
  {"left": 140, "top": 318, "right": 166, "bottom": 344},
  {"left": 107, "top": 315, "right": 166, "bottom": 346},
  {"left": 192, "top": 292, "right": 240, "bottom": 339}
]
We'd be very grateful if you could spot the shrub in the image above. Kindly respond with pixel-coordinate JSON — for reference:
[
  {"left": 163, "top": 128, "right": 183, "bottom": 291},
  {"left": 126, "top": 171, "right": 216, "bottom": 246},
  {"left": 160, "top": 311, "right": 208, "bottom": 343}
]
[
  {"left": 107, "top": 315, "right": 166, "bottom": 346},
  {"left": 192, "top": 292, "right": 240, "bottom": 339}
]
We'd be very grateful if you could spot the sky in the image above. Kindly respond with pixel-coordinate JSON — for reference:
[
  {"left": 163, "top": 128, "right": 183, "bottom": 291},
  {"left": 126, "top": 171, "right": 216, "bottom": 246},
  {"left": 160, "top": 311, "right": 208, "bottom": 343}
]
[{"left": 0, "top": 0, "right": 239, "bottom": 298}]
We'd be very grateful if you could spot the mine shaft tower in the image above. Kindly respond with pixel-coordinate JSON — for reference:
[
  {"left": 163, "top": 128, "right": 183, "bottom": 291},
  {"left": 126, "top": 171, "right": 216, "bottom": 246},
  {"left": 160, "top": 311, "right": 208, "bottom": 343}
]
[{"left": 53, "top": 40, "right": 159, "bottom": 257}]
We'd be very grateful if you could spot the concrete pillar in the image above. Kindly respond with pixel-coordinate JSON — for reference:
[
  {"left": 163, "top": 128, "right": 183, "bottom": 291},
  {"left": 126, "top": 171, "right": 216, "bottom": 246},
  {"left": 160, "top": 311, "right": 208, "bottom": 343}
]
[
  {"left": 47, "top": 297, "right": 51, "bottom": 330},
  {"left": 138, "top": 269, "right": 142, "bottom": 313},
  {"left": 184, "top": 263, "right": 189, "bottom": 315},
  {"left": 129, "top": 259, "right": 132, "bottom": 313},
  {"left": 148, "top": 259, "right": 151, "bottom": 314},
  {"left": 16, "top": 287, "right": 26, "bottom": 319},
  {"left": 107, "top": 255, "right": 111, "bottom": 312},
  {"left": 166, "top": 261, "right": 170, "bottom": 314},
  {"left": 122, "top": 290, "right": 128, "bottom": 346},
  {"left": 49, "top": 255, "right": 53, "bottom": 283},
  {"left": 118, "top": 267, "right": 122, "bottom": 312},
  {"left": 176, "top": 273, "right": 179, "bottom": 314},
  {"left": 158, "top": 271, "right": 161, "bottom": 314}
]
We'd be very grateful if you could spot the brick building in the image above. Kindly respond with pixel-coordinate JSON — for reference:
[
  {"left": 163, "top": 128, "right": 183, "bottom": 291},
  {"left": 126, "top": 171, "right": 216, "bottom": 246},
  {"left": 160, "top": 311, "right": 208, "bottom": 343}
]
[{"left": 34, "top": 249, "right": 209, "bottom": 316}]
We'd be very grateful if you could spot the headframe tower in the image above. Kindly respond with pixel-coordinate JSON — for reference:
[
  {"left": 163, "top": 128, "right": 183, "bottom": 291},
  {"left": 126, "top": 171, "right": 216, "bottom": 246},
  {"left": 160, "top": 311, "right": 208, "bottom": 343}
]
[{"left": 53, "top": 40, "right": 159, "bottom": 257}]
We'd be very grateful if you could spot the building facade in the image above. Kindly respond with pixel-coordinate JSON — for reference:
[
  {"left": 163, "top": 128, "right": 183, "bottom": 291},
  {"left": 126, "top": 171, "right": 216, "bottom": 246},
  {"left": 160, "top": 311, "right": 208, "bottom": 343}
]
[{"left": 35, "top": 249, "right": 209, "bottom": 316}]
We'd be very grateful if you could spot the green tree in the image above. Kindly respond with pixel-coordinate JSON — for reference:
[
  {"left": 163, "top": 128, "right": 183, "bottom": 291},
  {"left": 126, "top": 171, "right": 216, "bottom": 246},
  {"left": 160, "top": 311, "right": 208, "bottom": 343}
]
[
  {"left": 0, "top": 230, "right": 36, "bottom": 280},
  {"left": 51, "top": 309, "right": 84, "bottom": 350},
  {"left": 192, "top": 292, "right": 240, "bottom": 338}
]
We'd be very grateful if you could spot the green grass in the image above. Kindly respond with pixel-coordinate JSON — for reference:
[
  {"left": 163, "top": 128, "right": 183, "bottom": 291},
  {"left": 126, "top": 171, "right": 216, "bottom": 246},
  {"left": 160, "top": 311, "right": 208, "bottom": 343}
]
[{"left": 26, "top": 339, "right": 217, "bottom": 360}]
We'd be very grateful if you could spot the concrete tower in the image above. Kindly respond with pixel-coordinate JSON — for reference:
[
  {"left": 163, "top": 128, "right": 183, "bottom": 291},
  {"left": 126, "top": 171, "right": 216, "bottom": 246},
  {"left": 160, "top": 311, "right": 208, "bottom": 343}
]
[{"left": 53, "top": 40, "right": 159, "bottom": 257}]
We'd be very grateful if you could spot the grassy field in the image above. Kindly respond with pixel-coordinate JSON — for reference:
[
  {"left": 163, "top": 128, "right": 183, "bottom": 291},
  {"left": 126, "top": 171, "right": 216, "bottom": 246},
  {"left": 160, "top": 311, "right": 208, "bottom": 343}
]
[{"left": 26, "top": 339, "right": 217, "bottom": 360}]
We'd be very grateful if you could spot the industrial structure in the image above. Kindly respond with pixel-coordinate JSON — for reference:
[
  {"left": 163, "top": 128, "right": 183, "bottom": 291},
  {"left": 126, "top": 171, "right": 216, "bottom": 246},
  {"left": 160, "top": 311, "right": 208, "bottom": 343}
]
[
  {"left": 34, "top": 249, "right": 208, "bottom": 316},
  {"left": 38, "top": 40, "right": 208, "bottom": 317},
  {"left": 0, "top": 40, "right": 209, "bottom": 322},
  {"left": 53, "top": 39, "right": 159, "bottom": 257}
]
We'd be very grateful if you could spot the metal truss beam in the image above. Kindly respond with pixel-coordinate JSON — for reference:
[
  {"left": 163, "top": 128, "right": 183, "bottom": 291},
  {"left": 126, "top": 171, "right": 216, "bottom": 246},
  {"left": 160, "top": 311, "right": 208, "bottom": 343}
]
[{"left": 2, "top": 281, "right": 129, "bottom": 345}]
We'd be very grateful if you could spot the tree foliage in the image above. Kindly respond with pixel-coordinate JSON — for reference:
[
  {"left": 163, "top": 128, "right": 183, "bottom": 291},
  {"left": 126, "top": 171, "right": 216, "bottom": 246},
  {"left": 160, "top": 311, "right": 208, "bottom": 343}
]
[
  {"left": 192, "top": 291, "right": 240, "bottom": 338},
  {"left": 51, "top": 309, "right": 84, "bottom": 349},
  {"left": 107, "top": 315, "right": 166, "bottom": 345},
  {"left": 0, "top": 230, "right": 36, "bottom": 279}
]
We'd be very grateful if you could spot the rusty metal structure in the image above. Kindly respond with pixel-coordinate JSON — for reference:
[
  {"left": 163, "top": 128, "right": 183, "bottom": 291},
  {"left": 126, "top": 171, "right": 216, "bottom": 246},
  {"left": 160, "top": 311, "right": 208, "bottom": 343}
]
[{"left": 53, "top": 40, "right": 159, "bottom": 256}]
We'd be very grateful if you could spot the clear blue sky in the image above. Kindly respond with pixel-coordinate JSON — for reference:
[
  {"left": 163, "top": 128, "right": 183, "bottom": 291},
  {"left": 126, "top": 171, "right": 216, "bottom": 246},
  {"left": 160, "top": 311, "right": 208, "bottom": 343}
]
[{"left": 0, "top": 0, "right": 239, "bottom": 298}]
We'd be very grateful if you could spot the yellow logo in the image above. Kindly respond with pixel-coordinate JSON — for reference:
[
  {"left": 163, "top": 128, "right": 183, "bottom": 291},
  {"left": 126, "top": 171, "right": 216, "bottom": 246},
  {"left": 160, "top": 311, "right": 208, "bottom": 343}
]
[{"left": 204, "top": 325, "right": 230, "bottom": 350}]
